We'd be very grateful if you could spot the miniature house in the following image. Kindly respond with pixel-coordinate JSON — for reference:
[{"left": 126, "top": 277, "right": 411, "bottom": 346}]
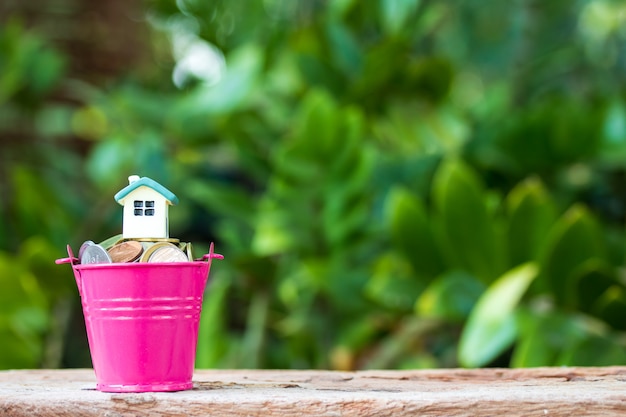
[{"left": 114, "top": 175, "right": 179, "bottom": 239}]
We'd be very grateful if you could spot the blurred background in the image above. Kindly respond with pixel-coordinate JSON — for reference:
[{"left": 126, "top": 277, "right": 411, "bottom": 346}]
[{"left": 1, "top": 0, "right": 626, "bottom": 370}]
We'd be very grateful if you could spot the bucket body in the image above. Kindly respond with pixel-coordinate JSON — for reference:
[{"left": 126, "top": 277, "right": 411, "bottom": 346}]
[{"left": 70, "top": 260, "right": 213, "bottom": 392}]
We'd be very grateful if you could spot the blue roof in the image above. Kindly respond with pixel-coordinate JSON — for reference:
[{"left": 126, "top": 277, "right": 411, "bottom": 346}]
[{"left": 114, "top": 177, "right": 179, "bottom": 205}]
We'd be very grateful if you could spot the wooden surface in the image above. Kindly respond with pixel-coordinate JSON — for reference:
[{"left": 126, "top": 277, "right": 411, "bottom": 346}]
[{"left": 2, "top": 367, "right": 626, "bottom": 416}]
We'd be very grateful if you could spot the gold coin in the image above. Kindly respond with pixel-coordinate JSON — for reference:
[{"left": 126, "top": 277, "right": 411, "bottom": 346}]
[
  {"left": 108, "top": 241, "right": 144, "bottom": 263},
  {"left": 139, "top": 242, "right": 186, "bottom": 263},
  {"left": 140, "top": 242, "right": 172, "bottom": 262},
  {"left": 131, "top": 238, "right": 180, "bottom": 244},
  {"left": 148, "top": 245, "right": 188, "bottom": 263}
]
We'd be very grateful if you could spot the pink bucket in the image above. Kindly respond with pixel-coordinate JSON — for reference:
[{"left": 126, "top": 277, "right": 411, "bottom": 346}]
[{"left": 56, "top": 243, "right": 223, "bottom": 393}]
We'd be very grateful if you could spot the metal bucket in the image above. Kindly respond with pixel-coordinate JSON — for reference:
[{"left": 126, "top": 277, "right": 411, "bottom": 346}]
[{"left": 56, "top": 243, "right": 223, "bottom": 392}]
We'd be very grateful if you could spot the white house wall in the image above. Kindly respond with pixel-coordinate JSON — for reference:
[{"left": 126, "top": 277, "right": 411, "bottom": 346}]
[{"left": 120, "top": 187, "right": 169, "bottom": 239}]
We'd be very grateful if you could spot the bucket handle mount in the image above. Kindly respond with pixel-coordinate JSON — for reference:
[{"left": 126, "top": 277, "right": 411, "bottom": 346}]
[
  {"left": 55, "top": 245, "right": 79, "bottom": 265},
  {"left": 197, "top": 242, "right": 224, "bottom": 262}
]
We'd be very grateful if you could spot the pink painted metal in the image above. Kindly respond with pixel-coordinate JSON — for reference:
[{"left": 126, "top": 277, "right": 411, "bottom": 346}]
[{"left": 56, "top": 243, "right": 223, "bottom": 393}]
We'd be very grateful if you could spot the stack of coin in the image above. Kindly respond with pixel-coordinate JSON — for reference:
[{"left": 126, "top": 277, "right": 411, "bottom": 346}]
[{"left": 78, "top": 236, "right": 196, "bottom": 265}]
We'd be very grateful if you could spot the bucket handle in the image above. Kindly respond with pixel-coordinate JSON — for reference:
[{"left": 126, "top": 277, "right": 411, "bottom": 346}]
[
  {"left": 197, "top": 242, "right": 224, "bottom": 262},
  {"left": 55, "top": 244, "right": 79, "bottom": 265}
]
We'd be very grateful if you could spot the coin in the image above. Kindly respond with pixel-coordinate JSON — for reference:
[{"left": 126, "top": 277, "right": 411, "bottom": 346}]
[
  {"left": 139, "top": 242, "right": 175, "bottom": 262},
  {"left": 80, "top": 244, "right": 113, "bottom": 264},
  {"left": 78, "top": 241, "right": 95, "bottom": 262},
  {"left": 140, "top": 241, "right": 156, "bottom": 250},
  {"left": 139, "top": 242, "right": 173, "bottom": 262},
  {"left": 132, "top": 238, "right": 180, "bottom": 244},
  {"left": 149, "top": 246, "right": 188, "bottom": 263},
  {"left": 108, "top": 241, "right": 143, "bottom": 263},
  {"left": 141, "top": 242, "right": 188, "bottom": 263}
]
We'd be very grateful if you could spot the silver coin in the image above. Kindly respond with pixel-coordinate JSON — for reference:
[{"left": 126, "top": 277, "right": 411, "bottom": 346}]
[
  {"left": 148, "top": 246, "right": 188, "bottom": 263},
  {"left": 78, "top": 240, "right": 95, "bottom": 262},
  {"left": 80, "top": 244, "right": 113, "bottom": 264}
]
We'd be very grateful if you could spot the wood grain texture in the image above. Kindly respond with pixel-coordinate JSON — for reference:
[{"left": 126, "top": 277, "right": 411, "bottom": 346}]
[{"left": 1, "top": 367, "right": 626, "bottom": 416}]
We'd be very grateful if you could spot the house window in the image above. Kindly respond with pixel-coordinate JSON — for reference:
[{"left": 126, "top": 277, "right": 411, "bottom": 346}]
[{"left": 133, "top": 200, "right": 155, "bottom": 216}]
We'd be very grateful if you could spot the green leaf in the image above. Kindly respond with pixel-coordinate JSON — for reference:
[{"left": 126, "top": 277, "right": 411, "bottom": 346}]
[
  {"left": 558, "top": 334, "right": 626, "bottom": 366},
  {"left": 252, "top": 199, "right": 294, "bottom": 256},
  {"left": 239, "top": 291, "right": 270, "bottom": 368},
  {"left": 290, "top": 89, "right": 339, "bottom": 158},
  {"left": 505, "top": 177, "right": 557, "bottom": 265},
  {"left": 28, "top": 46, "right": 65, "bottom": 97},
  {"left": 323, "top": 194, "right": 369, "bottom": 249},
  {"left": 458, "top": 263, "right": 538, "bottom": 368},
  {"left": 86, "top": 137, "right": 134, "bottom": 189},
  {"left": 196, "top": 271, "right": 231, "bottom": 368},
  {"left": 385, "top": 187, "right": 443, "bottom": 279},
  {"left": 511, "top": 309, "right": 588, "bottom": 367},
  {"left": 184, "top": 179, "right": 256, "bottom": 224},
  {"left": 363, "top": 316, "right": 439, "bottom": 369},
  {"left": 0, "top": 252, "right": 49, "bottom": 368},
  {"left": 539, "top": 205, "right": 605, "bottom": 306},
  {"left": 35, "top": 105, "right": 74, "bottom": 138},
  {"left": 325, "top": 21, "right": 362, "bottom": 77},
  {"left": 599, "top": 100, "right": 626, "bottom": 164},
  {"left": 176, "top": 43, "right": 262, "bottom": 116},
  {"left": 18, "top": 236, "right": 71, "bottom": 296},
  {"left": 379, "top": 0, "right": 421, "bottom": 36},
  {"left": 366, "top": 253, "right": 425, "bottom": 311},
  {"left": 324, "top": 259, "right": 371, "bottom": 313},
  {"left": 327, "top": 0, "right": 357, "bottom": 18},
  {"left": 98, "top": 234, "right": 123, "bottom": 250},
  {"left": 326, "top": 107, "right": 367, "bottom": 178},
  {"left": 591, "top": 285, "right": 626, "bottom": 331},
  {"left": 0, "top": 328, "right": 43, "bottom": 369},
  {"left": 432, "top": 159, "right": 502, "bottom": 283},
  {"left": 571, "top": 260, "right": 617, "bottom": 315},
  {"left": 336, "top": 317, "right": 381, "bottom": 351},
  {"left": 416, "top": 270, "right": 485, "bottom": 322}
]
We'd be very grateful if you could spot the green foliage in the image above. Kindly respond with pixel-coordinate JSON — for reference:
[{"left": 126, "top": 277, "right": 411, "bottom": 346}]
[
  {"left": 505, "top": 178, "right": 558, "bottom": 266},
  {"left": 2, "top": 0, "right": 626, "bottom": 370},
  {"left": 0, "top": 19, "right": 65, "bottom": 106},
  {"left": 432, "top": 159, "right": 503, "bottom": 284},
  {"left": 458, "top": 263, "right": 538, "bottom": 368},
  {"left": 385, "top": 187, "right": 443, "bottom": 279},
  {"left": 416, "top": 270, "right": 484, "bottom": 322},
  {"left": 540, "top": 205, "right": 606, "bottom": 306}
]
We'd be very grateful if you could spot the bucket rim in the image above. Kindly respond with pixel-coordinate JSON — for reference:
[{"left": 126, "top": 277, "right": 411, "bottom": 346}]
[
  {"left": 72, "top": 260, "right": 212, "bottom": 270},
  {"left": 56, "top": 242, "right": 223, "bottom": 266}
]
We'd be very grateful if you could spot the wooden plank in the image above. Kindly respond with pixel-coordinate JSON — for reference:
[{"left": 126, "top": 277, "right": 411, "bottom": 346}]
[{"left": 1, "top": 367, "right": 626, "bottom": 416}]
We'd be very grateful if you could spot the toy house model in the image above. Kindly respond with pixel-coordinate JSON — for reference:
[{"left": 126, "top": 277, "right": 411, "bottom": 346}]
[{"left": 114, "top": 175, "right": 179, "bottom": 239}]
